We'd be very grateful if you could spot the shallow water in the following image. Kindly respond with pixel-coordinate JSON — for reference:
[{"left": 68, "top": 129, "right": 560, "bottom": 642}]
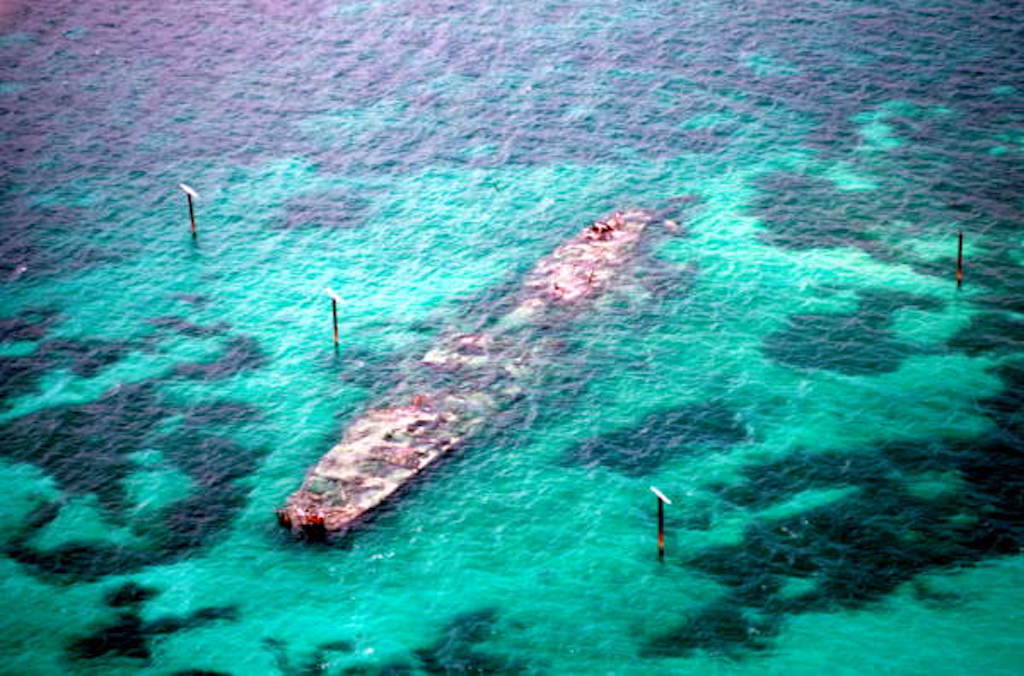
[{"left": 1, "top": 0, "right": 1022, "bottom": 673}]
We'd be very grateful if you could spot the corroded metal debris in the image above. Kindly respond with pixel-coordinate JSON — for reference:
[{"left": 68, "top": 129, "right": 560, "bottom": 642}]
[{"left": 278, "top": 208, "right": 670, "bottom": 539}]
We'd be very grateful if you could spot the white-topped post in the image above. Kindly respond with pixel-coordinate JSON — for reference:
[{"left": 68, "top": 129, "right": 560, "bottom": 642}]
[
  {"left": 179, "top": 183, "right": 199, "bottom": 239},
  {"left": 650, "top": 486, "right": 672, "bottom": 561}
]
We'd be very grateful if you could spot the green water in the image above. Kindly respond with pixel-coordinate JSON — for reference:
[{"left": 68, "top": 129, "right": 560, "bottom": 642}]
[{"left": 2, "top": 0, "right": 1023, "bottom": 673}]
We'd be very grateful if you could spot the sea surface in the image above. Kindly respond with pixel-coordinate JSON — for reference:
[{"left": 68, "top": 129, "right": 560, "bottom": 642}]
[{"left": 1, "top": 0, "right": 1022, "bottom": 673}]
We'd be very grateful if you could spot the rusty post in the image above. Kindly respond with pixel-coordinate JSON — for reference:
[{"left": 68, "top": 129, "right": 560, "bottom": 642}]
[
  {"left": 179, "top": 183, "right": 199, "bottom": 239},
  {"left": 650, "top": 486, "right": 671, "bottom": 561},
  {"left": 658, "top": 498, "right": 664, "bottom": 560},
  {"left": 956, "top": 230, "right": 964, "bottom": 288}
]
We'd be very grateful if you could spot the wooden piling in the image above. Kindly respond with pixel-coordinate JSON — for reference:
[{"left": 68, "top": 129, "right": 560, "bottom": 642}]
[
  {"left": 332, "top": 299, "right": 338, "bottom": 343},
  {"left": 179, "top": 183, "right": 199, "bottom": 239},
  {"left": 650, "top": 486, "right": 671, "bottom": 561},
  {"left": 325, "top": 287, "right": 341, "bottom": 345},
  {"left": 956, "top": 230, "right": 964, "bottom": 288},
  {"left": 658, "top": 499, "right": 664, "bottom": 560}
]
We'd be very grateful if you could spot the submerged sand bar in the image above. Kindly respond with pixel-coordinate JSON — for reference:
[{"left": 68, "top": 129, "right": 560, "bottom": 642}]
[{"left": 278, "top": 209, "right": 663, "bottom": 538}]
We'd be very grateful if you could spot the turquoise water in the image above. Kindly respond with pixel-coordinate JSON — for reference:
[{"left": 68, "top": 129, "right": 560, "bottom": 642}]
[{"left": 1, "top": 0, "right": 1022, "bottom": 673}]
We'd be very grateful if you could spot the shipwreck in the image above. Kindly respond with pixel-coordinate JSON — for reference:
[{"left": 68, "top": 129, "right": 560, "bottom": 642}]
[{"left": 277, "top": 208, "right": 679, "bottom": 539}]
